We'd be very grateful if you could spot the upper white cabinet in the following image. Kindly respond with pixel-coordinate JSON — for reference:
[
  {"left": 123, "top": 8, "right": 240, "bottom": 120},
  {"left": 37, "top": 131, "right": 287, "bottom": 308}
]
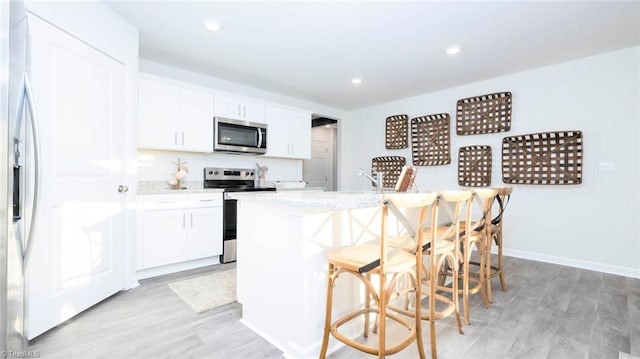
[
  {"left": 215, "top": 95, "right": 265, "bottom": 123},
  {"left": 265, "top": 105, "right": 311, "bottom": 159},
  {"left": 138, "top": 76, "right": 214, "bottom": 152}
]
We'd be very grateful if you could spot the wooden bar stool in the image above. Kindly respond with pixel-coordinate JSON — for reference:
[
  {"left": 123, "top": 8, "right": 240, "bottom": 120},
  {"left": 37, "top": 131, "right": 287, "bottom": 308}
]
[
  {"left": 484, "top": 187, "right": 512, "bottom": 303},
  {"left": 439, "top": 188, "right": 497, "bottom": 324},
  {"left": 385, "top": 190, "right": 470, "bottom": 359},
  {"left": 319, "top": 193, "right": 438, "bottom": 359},
  {"left": 460, "top": 189, "right": 497, "bottom": 323}
]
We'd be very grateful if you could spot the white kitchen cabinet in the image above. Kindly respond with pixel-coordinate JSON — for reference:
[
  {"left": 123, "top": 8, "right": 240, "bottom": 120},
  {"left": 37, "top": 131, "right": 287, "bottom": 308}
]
[
  {"left": 138, "top": 194, "right": 223, "bottom": 270},
  {"left": 142, "top": 209, "right": 187, "bottom": 268},
  {"left": 179, "top": 87, "right": 215, "bottom": 152},
  {"left": 215, "top": 95, "right": 265, "bottom": 123},
  {"left": 187, "top": 206, "right": 223, "bottom": 260},
  {"left": 265, "top": 105, "right": 311, "bottom": 159},
  {"left": 138, "top": 76, "right": 214, "bottom": 152}
]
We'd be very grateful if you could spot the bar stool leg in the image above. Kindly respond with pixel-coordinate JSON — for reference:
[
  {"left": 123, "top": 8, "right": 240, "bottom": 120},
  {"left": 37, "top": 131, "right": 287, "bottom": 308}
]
[
  {"left": 478, "top": 240, "right": 488, "bottom": 309},
  {"left": 486, "top": 231, "right": 495, "bottom": 303},
  {"left": 449, "top": 255, "right": 464, "bottom": 334},
  {"left": 364, "top": 273, "right": 371, "bottom": 338},
  {"left": 411, "top": 271, "right": 426, "bottom": 359},
  {"left": 319, "top": 264, "right": 336, "bottom": 359},
  {"left": 378, "top": 273, "right": 386, "bottom": 359},
  {"left": 462, "top": 246, "right": 471, "bottom": 325},
  {"left": 497, "top": 230, "right": 507, "bottom": 292}
]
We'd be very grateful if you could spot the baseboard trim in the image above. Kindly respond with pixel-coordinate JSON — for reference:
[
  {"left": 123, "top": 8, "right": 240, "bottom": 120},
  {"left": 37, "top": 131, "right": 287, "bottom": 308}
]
[
  {"left": 503, "top": 248, "right": 640, "bottom": 279},
  {"left": 239, "top": 317, "right": 352, "bottom": 359},
  {"left": 136, "top": 256, "right": 221, "bottom": 280},
  {"left": 239, "top": 318, "right": 345, "bottom": 359}
]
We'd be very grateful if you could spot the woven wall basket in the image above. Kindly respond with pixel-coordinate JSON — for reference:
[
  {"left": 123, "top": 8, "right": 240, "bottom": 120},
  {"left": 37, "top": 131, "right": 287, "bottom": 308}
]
[
  {"left": 385, "top": 114, "right": 408, "bottom": 149},
  {"left": 411, "top": 114, "right": 451, "bottom": 166},
  {"left": 502, "top": 130, "right": 583, "bottom": 185},
  {"left": 457, "top": 92, "right": 512, "bottom": 135},
  {"left": 458, "top": 145, "right": 492, "bottom": 187},
  {"left": 371, "top": 156, "right": 406, "bottom": 188}
]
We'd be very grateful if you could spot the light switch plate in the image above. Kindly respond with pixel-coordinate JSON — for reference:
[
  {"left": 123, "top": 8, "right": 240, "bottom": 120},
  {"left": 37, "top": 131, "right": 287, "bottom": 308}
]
[{"left": 598, "top": 162, "right": 616, "bottom": 174}]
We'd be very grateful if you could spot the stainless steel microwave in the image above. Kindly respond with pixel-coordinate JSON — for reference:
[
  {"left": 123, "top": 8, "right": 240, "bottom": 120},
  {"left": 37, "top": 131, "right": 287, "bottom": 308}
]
[{"left": 214, "top": 117, "right": 267, "bottom": 155}]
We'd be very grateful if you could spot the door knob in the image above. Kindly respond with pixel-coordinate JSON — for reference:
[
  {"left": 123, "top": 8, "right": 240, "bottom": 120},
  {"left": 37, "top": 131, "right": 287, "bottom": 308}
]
[{"left": 118, "top": 185, "right": 129, "bottom": 193}]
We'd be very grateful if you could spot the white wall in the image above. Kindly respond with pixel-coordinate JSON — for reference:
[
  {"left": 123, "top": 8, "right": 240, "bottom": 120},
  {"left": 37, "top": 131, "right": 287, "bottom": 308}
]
[
  {"left": 138, "top": 149, "right": 303, "bottom": 183},
  {"left": 342, "top": 46, "right": 640, "bottom": 277},
  {"left": 137, "top": 60, "right": 350, "bottom": 185}
]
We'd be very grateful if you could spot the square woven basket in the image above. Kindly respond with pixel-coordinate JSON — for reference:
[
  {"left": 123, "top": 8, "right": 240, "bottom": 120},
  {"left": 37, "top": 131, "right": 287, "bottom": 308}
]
[
  {"left": 385, "top": 114, "right": 409, "bottom": 149},
  {"left": 411, "top": 113, "right": 451, "bottom": 166},
  {"left": 372, "top": 156, "right": 407, "bottom": 188},
  {"left": 502, "top": 130, "right": 583, "bottom": 185},
  {"left": 458, "top": 145, "right": 492, "bottom": 187},
  {"left": 456, "top": 92, "right": 512, "bottom": 135}
]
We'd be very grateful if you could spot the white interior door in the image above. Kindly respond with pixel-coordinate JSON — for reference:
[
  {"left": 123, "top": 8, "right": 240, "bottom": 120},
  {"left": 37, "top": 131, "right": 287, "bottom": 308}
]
[
  {"left": 303, "top": 126, "right": 336, "bottom": 190},
  {"left": 24, "top": 15, "right": 127, "bottom": 339}
]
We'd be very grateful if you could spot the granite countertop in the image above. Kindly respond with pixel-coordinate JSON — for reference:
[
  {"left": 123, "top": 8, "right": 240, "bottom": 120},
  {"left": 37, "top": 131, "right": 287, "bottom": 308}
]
[
  {"left": 228, "top": 191, "right": 384, "bottom": 210},
  {"left": 137, "top": 181, "right": 224, "bottom": 195},
  {"left": 275, "top": 187, "right": 326, "bottom": 192}
]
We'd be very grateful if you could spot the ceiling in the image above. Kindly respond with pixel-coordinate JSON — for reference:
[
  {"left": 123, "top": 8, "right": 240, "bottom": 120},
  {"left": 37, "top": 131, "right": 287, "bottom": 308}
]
[{"left": 105, "top": 1, "right": 640, "bottom": 110}]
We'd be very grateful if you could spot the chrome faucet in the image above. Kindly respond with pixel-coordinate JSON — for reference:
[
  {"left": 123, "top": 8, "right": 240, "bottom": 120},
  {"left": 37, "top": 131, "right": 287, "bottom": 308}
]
[{"left": 358, "top": 168, "right": 384, "bottom": 193}]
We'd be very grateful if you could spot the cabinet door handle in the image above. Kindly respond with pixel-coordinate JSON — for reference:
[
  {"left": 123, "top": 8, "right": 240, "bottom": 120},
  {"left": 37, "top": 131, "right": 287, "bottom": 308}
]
[
  {"left": 190, "top": 213, "right": 193, "bottom": 227},
  {"left": 174, "top": 131, "right": 178, "bottom": 145},
  {"left": 181, "top": 132, "right": 185, "bottom": 145},
  {"left": 238, "top": 105, "right": 241, "bottom": 117},
  {"left": 243, "top": 105, "right": 246, "bottom": 118},
  {"left": 291, "top": 144, "right": 294, "bottom": 154},
  {"left": 183, "top": 213, "right": 186, "bottom": 228}
]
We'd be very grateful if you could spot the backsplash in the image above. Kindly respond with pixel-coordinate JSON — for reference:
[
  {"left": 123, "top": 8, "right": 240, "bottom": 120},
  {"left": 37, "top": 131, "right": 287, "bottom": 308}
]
[{"left": 137, "top": 149, "right": 303, "bottom": 183}]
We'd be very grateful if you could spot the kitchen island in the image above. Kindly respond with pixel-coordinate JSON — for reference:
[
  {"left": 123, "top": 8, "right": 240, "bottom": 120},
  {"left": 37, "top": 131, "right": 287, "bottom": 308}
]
[{"left": 230, "top": 191, "right": 385, "bottom": 358}]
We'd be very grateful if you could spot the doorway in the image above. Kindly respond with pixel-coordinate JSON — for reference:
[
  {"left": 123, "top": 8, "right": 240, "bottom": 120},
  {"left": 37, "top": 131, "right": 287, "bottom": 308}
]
[{"left": 303, "top": 116, "right": 338, "bottom": 191}]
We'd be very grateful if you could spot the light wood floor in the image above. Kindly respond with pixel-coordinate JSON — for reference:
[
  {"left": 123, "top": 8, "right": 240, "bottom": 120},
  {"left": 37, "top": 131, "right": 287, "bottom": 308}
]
[{"left": 28, "top": 256, "right": 640, "bottom": 358}]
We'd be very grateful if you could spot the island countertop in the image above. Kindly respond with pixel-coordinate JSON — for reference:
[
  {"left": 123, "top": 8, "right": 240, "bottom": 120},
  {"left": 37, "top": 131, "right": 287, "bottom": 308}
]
[{"left": 228, "top": 190, "right": 384, "bottom": 209}]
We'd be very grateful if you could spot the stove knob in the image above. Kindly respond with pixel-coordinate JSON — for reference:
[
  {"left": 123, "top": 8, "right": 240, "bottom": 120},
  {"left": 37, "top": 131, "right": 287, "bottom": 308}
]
[
  {"left": 208, "top": 170, "right": 214, "bottom": 175},
  {"left": 214, "top": 171, "right": 219, "bottom": 176},
  {"left": 250, "top": 171, "right": 254, "bottom": 176},
  {"left": 244, "top": 171, "right": 250, "bottom": 177}
]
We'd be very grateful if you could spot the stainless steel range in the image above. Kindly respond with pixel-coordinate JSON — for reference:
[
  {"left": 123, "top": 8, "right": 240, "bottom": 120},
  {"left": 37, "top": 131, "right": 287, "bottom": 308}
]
[{"left": 204, "top": 167, "right": 276, "bottom": 263}]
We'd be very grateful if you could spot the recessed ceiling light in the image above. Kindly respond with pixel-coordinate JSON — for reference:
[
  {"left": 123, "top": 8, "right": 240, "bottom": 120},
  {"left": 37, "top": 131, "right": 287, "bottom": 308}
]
[
  {"left": 351, "top": 77, "right": 362, "bottom": 85},
  {"left": 446, "top": 45, "right": 461, "bottom": 55},
  {"left": 204, "top": 19, "right": 223, "bottom": 32}
]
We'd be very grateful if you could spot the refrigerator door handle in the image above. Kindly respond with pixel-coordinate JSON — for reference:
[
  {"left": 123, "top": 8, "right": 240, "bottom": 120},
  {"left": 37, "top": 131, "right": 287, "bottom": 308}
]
[
  {"left": 12, "top": 76, "right": 27, "bottom": 259},
  {"left": 13, "top": 76, "right": 26, "bottom": 164},
  {"left": 21, "top": 73, "right": 40, "bottom": 271}
]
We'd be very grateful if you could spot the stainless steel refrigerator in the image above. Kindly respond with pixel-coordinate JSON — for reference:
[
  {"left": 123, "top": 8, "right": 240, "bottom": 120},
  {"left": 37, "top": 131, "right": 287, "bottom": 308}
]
[{"left": 2, "top": 0, "right": 33, "bottom": 351}]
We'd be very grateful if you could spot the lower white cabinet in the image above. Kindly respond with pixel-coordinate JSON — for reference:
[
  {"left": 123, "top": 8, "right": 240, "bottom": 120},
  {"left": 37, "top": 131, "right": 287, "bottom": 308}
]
[
  {"left": 187, "top": 207, "right": 223, "bottom": 260},
  {"left": 138, "top": 194, "right": 223, "bottom": 270},
  {"left": 142, "top": 208, "right": 187, "bottom": 268}
]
